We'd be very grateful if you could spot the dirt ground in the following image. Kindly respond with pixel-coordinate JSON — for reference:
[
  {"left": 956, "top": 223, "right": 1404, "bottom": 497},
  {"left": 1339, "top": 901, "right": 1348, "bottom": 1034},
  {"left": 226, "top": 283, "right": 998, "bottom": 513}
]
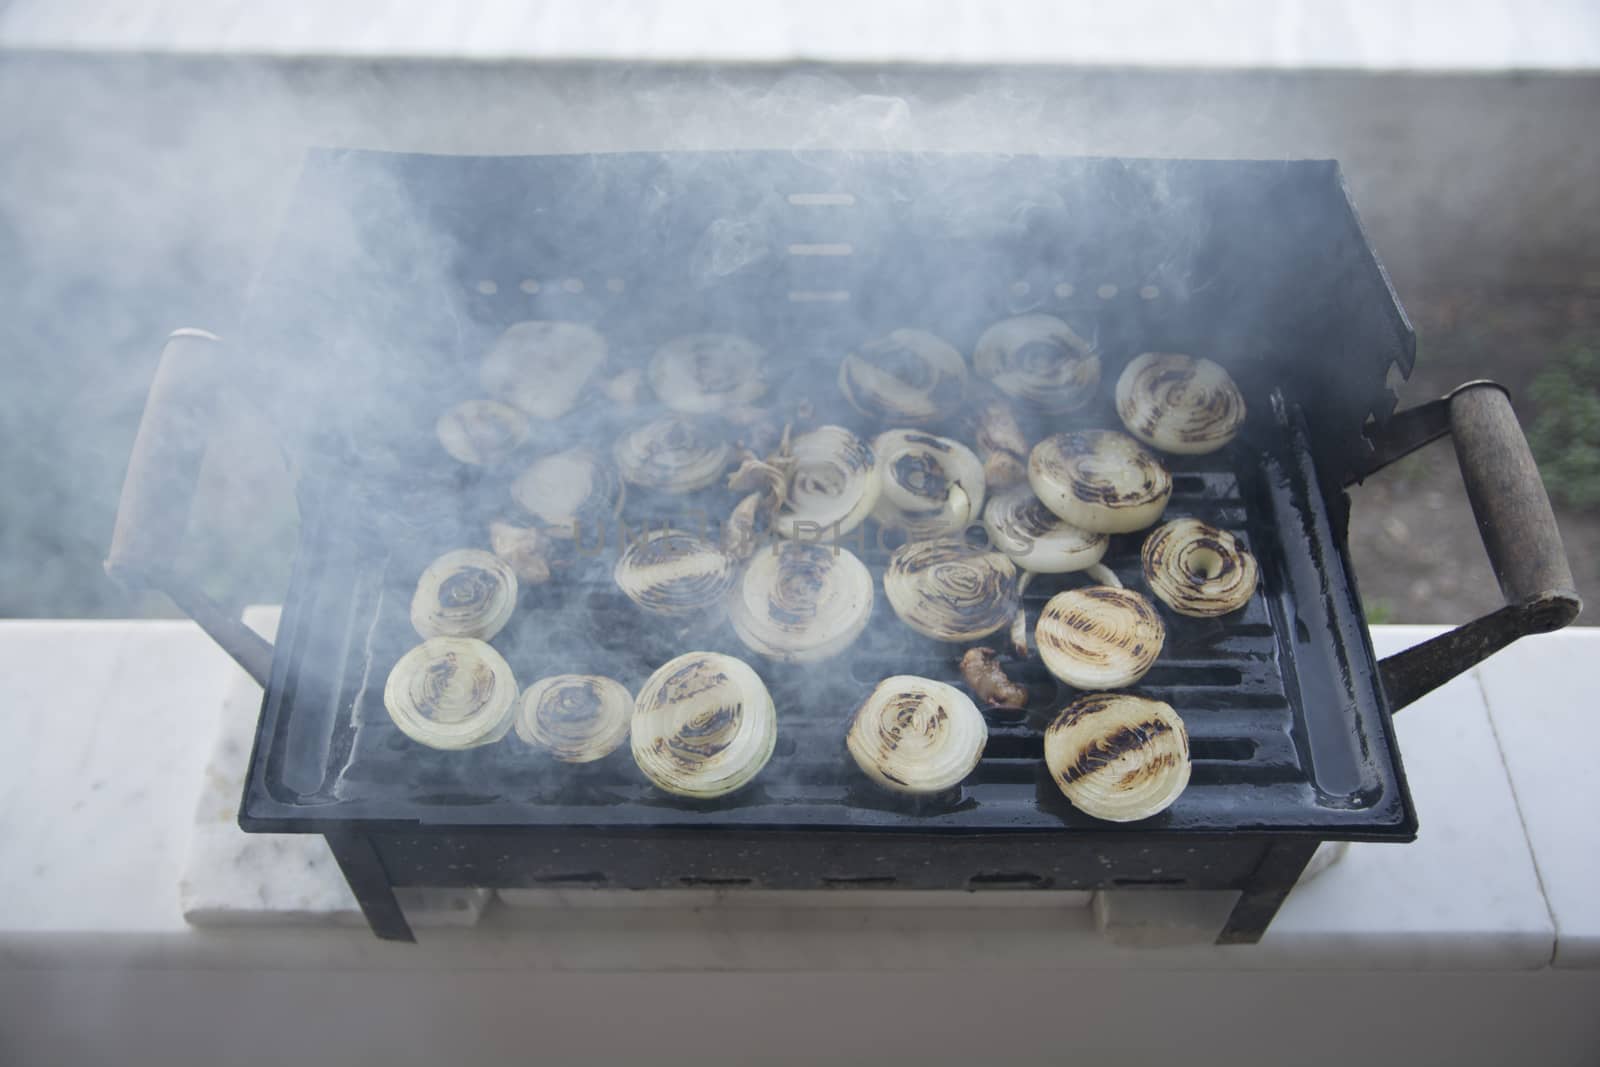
[{"left": 1345, "top": 287, "right": 1600, "bottom": 625}]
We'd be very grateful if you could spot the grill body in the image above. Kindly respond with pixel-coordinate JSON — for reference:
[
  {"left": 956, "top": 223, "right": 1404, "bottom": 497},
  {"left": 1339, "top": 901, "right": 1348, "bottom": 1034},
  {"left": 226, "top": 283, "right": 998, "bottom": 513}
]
[{"left": 233, "top": 151, "right": 1424, "bottom": 942}]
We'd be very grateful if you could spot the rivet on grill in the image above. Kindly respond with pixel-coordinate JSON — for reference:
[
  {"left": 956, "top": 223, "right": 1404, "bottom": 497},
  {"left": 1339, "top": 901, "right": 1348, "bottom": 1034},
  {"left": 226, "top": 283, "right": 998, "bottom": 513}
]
[
  {"left": 1140, "top": 285, "right": 1161, "bottom": 300},
  {"left": 1054, "top": 282, "right": 1075, "bottom": 298},
  {"left": 476, "top": 280, "right": 498, "bottom": 295},
  {"left": 562, "top": 278, "right": 585, "bottom": 293},
  {"left": 1097, "top": 283, "right": 1118, "bottom": 300},
  {"left": 519, "top": 279, "right": 541, "bottom": 294},
  {"left": 606, "top": 278, "right": 626, "bottom": 293}
]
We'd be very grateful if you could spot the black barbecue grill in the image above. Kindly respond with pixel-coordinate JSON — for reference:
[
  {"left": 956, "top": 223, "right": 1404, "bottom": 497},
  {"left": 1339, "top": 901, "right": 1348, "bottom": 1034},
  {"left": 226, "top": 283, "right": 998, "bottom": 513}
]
[{"left": 107, "top": 151, "right": 1580, "bottom": 943}]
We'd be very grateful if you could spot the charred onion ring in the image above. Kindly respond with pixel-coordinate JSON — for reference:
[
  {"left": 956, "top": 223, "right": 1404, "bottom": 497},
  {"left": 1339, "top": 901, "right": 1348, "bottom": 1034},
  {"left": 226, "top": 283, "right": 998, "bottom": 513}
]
[
  {"left": 631, "top": 651, "right": 777, "bottom": 799},
  {"left": 1035, "top": 586, "right": 1165, "bottom": 690},
  {"left": 847, "top": 676, "right": 988, "bottom": 795},
  {"left": 1115, "top": 352, "right": 1245, "bottom": 455},
  {"left": 1141, "top": 518, "right": 1259, "bottom": 617},
  {"left": 884, "top": 539, "right": 1020, "bottom": 642},
  {"left": 1045, "top": 693, "right": 1191, "bottom": 822},
  {"left": 1029, "top": 430, "right": 1172, "bottom": 534}
]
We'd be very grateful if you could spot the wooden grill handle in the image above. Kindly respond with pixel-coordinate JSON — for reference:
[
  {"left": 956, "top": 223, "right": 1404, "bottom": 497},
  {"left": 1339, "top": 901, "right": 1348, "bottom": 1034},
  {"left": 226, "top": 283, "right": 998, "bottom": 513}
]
[
  {"left": 1357, "top": 381, "right": 1581, "bottom": 710},
  {"left": 104, "top": 329, "right": 276, "bottom": 686}
]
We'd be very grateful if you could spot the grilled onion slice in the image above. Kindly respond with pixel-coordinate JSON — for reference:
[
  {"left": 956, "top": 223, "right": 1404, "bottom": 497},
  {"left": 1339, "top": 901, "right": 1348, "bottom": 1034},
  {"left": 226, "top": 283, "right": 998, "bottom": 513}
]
[
  {"left": 615, "top": 416, "right": 733, "bottom": 494},
  {"left": 515, "top": 674, "right": 633, "bottom": 763},
  {"left": 773, "top": 425, "right": 881, "bottom": 539},
  {"left": 384, "top": 637, "right": 519, "bottom": 750},
  {"left": 1029, "top": 430, "right": 1172, "bottom": 534},
  {"left": 884, "top": 539, "right": 1019, "bottom": 642},
  {"left": 847, "top": 676, "right": 988, "bottom": 795},
  {"left": 1116, "top": 352, "right": 1246, "bottom": 454},
  {"left": 649, "top": 333, "right": 768, "bottom": 416},
  {"left": 1142, "top": 518, "right": 1259, "bottom": 617},
  {"left": 479, "top": 321, "right": 607, "bottom": 420},
  {"left": 871, "top": 429, "right": 986, "bottom": 540},
  {"left": 511, "top": 448, "right": 625, "bottom": 539},
  {"left": 436, "top": 399, "right": 529, "bottom": 466},
  {"left": 973, "top": 313, "right": 1100, "bottom": 413},
  {"left": 729, "top": 541, "right": 875, "bottom": 662},
  {"left": 1045, "top": 694, "right": 1191, "bottom": 822},
  {"left": 410, "top": 548, "right": 518, "bottom": 641},
  {"left": 1036, "top": 586, "right": 1164, "bottom": 690},
  {"left": 982, "top": 486, "right": 1107, "bottom": 574},
  {"left": 632, "top": 651, "right": 777, "bottom": 799},
  {"left": 837, "top": 329, "right": 968, "bottom": 424},
  {"left": 614, "top": 528, "right": 738, "bottom": 618}
]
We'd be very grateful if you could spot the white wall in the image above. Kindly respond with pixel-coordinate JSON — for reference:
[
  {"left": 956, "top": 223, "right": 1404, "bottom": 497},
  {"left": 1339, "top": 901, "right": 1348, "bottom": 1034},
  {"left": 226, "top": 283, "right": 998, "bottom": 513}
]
[{"left": 4, "top": 0, "right": 1600, "bottom": 70}]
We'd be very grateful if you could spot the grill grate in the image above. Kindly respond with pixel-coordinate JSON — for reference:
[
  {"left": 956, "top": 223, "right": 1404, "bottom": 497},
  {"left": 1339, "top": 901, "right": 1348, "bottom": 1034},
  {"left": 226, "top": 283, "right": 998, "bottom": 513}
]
[
  {"left": 241, "top": 151, "right": 1414, "bottom": 843},
  {"left": 249, "top": 383, "right": 1402, "bottom": 836}
]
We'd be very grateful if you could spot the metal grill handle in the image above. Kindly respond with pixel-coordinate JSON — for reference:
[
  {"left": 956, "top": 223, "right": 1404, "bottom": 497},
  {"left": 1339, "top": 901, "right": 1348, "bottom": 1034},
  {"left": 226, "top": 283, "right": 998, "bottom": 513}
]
[
  {"left": 1353, "top": 380, "right": 1582, "bottom": 710},
  {"left": 104, "top": 329, "right": 276, "bottom": 687}
]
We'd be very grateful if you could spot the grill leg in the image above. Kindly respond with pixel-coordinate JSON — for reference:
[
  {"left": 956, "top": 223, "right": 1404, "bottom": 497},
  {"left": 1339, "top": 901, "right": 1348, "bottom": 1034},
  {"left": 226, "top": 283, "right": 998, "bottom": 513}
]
[
  {"left": 1216, "top": 840, "right": 1318, "bottom": 945},
  {"left": 326, "top": 833, "right": 415, "bottom": 943}
]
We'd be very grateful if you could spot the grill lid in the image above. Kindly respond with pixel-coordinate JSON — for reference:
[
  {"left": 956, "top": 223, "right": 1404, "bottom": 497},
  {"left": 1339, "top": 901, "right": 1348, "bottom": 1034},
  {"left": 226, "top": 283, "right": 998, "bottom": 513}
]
[{"left": 241, "top": 151, "right": 1415, "bottom": 496}]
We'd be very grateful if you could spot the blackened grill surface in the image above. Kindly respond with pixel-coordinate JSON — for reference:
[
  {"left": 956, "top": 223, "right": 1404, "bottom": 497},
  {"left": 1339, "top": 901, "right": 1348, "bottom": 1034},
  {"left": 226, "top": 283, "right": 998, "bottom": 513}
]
[
  {"left": 243, "top": 399, "right": 1411, "bottom": 837},
  {"left": 238, "top": 150, "right": 1415, "bottom": 841}
]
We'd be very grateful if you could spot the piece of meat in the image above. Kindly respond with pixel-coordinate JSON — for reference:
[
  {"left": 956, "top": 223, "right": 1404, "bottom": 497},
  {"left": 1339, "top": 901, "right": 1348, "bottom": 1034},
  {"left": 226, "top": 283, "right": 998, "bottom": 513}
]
[
  {"left": 972, "top": 399, "right": 1029, "bottom": 488},
  {"left": 489, "top": 519, "right": 553, "bottom": 584},
  {"left": 960, "top": 646, "right": 1028, "bottom": 709},
  {"left": 983, "top": 450, "right": 1028, "bottom": 489},
  {"left": 723, "top": 491, "right": 767, "bottom": 560}
]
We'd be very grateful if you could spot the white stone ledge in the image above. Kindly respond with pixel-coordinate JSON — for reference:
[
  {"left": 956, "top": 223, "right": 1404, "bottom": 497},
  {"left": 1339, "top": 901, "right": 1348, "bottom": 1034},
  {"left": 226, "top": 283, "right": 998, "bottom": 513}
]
[{"left": 2, "top": 616, "right": 1595, "bottom": 975}]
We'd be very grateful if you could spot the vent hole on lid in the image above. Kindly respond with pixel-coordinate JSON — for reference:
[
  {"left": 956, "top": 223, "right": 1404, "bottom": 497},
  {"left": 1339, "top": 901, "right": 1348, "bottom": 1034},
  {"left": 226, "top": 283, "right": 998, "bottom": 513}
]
[
  {"left": 534, "top": 871, "right": 608, "bottom": 885},
  {"left": 968, "top": 871, "right": 1051, "bottom": 889},
  {"left": 679, "top": 876, "right": 754, "bottom": 887},
  {"left": 475, "top": 280, "right": 498, "bottom": 295},
  {"left": 519, "top": 279, "right": 540, "bottom": 294},
  {"left": 562, "top": 278, "right": 584, "bottom": 293},
  {"left": 1055, "top": 282, "right": 1075, "bottom": 298},
  {"left": 1140, "top": 285, "right": 1161, "bottom": 300},
  {"left": 1097, "top": 283, "right": 1118, "bottom": 300},
  {"left": 606, "top": 278, "right": 626, "bottom": 293},
  {"left": 821, "top": 875, "right": 897, "bottom": 887}
]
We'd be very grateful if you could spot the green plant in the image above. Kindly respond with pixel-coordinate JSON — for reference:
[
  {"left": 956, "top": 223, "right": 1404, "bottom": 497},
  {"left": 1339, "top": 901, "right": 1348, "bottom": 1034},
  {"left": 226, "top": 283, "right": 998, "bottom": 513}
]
[
  {"left": 1364, "top": 599, "right": 1394, "bottom": 626},
  {"left": 1528, "top": 343, "right": 1600, "bottom": 510}
]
